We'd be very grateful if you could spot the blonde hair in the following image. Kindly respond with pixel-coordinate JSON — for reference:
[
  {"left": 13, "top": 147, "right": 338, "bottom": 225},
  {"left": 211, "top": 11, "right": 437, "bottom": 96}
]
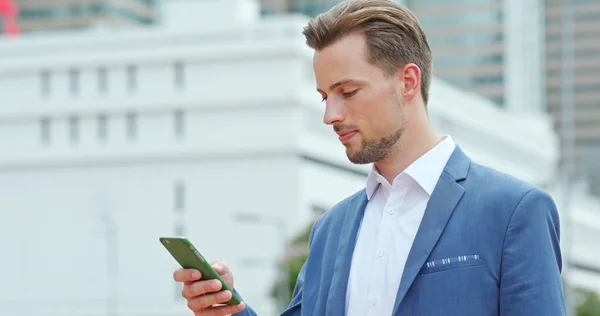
[{"left": 302, "top": 0, "right": 433, "bottom": 104}]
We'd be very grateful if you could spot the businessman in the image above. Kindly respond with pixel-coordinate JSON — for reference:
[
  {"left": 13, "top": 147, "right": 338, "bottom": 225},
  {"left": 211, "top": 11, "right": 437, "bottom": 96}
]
[{"left": 173, "top": 0, "right": 566, "bottom": 315}]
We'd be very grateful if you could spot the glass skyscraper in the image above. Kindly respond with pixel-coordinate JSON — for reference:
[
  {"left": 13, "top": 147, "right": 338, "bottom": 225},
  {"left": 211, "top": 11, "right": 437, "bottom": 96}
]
[
  {"left": 261, "top": 0, "right": 340, "bottom": 16},
  {"left": 544, "top": 0, "right": 600, "bottom": 196},
  {"left": 408, "top": 0, "right": 507, "bottom": 106},
  {"left": 1, "top": 0, "right": 157, "bottom": 34}
]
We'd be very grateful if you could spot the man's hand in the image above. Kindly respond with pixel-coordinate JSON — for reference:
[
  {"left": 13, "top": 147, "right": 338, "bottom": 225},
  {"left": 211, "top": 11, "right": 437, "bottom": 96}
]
[{"left": 173, "top": 261, "right": 246, "bottom": 315}]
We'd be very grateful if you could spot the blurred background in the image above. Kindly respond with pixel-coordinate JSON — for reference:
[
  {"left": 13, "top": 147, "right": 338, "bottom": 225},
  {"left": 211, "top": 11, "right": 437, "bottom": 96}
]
[{"left": 0, "top": 0, "right": 599, "bottom": 315}]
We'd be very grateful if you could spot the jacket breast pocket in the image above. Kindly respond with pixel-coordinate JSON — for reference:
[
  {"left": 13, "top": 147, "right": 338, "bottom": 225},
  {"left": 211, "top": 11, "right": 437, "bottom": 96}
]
[{"left": 419, "top": 255, "right": 484, "bottom": 275}]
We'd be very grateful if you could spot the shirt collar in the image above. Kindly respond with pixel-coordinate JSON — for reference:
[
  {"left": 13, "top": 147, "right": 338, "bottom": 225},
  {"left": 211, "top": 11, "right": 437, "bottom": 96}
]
[
  {"left": 365, "top": 135, "right": 456, "bottom": 199},
  {"left": 365, "top": 166, "right": 384, "bottom": 200}
]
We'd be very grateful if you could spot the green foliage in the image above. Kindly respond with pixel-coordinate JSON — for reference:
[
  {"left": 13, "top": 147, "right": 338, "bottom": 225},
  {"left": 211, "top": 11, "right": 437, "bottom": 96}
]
[
  {"left": 270, "top": 221, "right": 312, "bottom": 304},
  {"left": 575, "top": 287, "right": 600, "bottom": 316}
]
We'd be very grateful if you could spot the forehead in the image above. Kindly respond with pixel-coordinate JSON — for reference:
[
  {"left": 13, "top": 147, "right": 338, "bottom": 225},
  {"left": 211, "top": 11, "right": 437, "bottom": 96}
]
[
  {"left": 313, "top": 33, "right": 368, "bottom": 70},
  {"left": 313, "top": 34, "right": 381, "bottom": 90}
]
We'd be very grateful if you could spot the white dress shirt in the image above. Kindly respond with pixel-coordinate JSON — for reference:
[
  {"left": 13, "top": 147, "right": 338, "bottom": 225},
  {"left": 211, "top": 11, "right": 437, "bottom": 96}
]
[{"left": 345, "top": 136, "right": 456, "bottom": 316}]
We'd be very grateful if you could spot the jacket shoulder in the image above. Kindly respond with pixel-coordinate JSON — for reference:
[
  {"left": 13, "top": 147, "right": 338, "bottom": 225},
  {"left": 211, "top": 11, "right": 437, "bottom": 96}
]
[
  {"left": 465, "top": 162, "right": 555, "bottom": 214},
  {"left": 469, "top": 162, "right": 541, "bottom": 194}
]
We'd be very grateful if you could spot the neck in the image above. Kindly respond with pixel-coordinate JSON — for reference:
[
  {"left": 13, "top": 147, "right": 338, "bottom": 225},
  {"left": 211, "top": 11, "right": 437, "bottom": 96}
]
[{"left": 374, "top": 113, "right": 442, "bottom": 184}]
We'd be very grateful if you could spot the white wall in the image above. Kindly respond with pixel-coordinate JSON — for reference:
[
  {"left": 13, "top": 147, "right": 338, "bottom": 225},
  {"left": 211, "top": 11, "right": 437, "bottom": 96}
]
[{"left": 0, "top": 155, "right": 302, "bottom": 316}]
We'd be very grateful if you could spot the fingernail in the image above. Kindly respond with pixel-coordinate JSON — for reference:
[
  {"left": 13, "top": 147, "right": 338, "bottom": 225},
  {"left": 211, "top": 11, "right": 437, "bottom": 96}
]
[
  {"left": 192, "top": 271, "right": 201, "bottom": 279},
  {"left": 211, "top": 280, "right": 221, "bottom": 290},
  {"left": 220, "top": 290, "right": 230, "bottom": 300}
]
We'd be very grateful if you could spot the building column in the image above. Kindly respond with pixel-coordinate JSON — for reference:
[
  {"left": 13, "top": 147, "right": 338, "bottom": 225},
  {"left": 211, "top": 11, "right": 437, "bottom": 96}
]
[{"left": 504, "top": 0, "right": 545, "bottom": 114}]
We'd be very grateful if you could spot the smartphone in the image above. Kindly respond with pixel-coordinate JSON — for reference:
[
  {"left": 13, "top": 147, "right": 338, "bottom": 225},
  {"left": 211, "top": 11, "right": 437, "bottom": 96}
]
[{"left": 159, "top": 236, "right": 241, "bottom": 305}]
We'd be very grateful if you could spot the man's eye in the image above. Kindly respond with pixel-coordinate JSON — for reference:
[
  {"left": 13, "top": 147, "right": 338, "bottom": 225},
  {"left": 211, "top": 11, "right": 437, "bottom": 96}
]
[{"left": 342, "top": 90, "right": 358, "bottom": 98}]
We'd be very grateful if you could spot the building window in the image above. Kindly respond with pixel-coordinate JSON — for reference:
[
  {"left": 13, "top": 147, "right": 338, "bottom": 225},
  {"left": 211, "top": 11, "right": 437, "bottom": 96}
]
[
  {"left": 174, "top": 181, "right": 185, "bottom": 212},
  {"left": 174, "top": 110, "right": 185, "bottom": 139},
  {"left": 98, "top": 67, "right": 108, "bottom": 93},
  {"left": 174, "top": 62, "right": 185, "bottom": 89},
  {"left": 69, "top": 68, "right": 80, "bottom": 95},
  {"left": 126, "top": 112, "right": 137, "bottom": 141},
  {"left": 69, "top": 4, "right": 84, "bottom": 17},
  {"left": 40, "top": 70, "right": 51, "bottom": 96},
  {"left": 40, "top": 117, "right": 51, "bottom": 144},
  {"left": 68, "top": 115, "right": 80, "bottom": 144},
  {"left": 90, "top": 2, "right": 106, "bottom": 15},
  {"left": 127, "top": 65, "right": 137, "bottom": 92},
  {"left": 97, "top": 114, "right": 108, "bottom": 142}
]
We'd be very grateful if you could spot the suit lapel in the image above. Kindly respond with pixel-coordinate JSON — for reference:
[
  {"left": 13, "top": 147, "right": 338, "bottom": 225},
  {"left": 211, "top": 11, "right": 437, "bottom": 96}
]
[
  {"left": 392, "top": 147, "right": 470, "bottom": 314},
  {"left": 325, "top": 190, "right": 369, "bottom": 316}
]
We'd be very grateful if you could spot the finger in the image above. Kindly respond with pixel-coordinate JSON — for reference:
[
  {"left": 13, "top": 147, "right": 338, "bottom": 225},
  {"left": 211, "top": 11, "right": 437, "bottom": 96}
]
[
  {"left": 187, "top": 290, "right": 233, "bottom": 311},
  {"left": 197, "top": 302, "right": 246, "bottom": 316},
  {"left": 211, "top": 261, "right": 230, "bottom": 275},
  {"left": 173, "top": 268, "right": 201, "bottom": 283},
  {"left": 182, "top": 279, "right": 223, "bottom": 299}
]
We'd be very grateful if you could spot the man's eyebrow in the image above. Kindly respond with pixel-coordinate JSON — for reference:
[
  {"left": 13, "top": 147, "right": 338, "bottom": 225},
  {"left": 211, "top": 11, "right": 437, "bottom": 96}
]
[{"left": 317, "top": 78, "right": 359, "bottom": 93}]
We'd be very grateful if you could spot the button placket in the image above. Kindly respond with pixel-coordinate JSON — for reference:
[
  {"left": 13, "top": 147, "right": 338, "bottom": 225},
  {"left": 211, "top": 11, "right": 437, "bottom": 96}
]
[{"left": 368, "top": 200, "right": 391, "bottom": 315}]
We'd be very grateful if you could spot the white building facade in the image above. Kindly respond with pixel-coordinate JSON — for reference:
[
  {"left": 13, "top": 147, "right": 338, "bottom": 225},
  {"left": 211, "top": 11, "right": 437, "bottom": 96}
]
[{"left": 0, "top": 1, "right": 599, "bottom": 316}]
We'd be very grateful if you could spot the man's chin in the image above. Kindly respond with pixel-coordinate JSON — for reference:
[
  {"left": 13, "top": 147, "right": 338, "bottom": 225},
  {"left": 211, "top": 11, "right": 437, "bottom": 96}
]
[
  {"left": 348, "top": 159, "right": 372, "bottom": 165},
  {"left": 346, "top": 150, "right": 374, "bottom": 165}
]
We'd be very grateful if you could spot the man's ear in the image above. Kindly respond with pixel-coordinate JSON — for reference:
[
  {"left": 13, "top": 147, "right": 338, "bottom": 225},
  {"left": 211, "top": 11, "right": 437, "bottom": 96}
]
[{"left": 400, "top": 63, "right": 421, "bottom": 102}]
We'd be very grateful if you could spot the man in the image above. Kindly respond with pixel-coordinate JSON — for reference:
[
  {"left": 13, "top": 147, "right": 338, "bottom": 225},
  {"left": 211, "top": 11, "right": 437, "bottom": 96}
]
[{"left": 173, "top": 0, "right": 566, "bottom": 315}]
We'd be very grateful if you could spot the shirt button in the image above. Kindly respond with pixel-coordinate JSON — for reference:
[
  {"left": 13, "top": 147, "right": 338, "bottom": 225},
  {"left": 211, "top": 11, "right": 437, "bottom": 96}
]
[
  {"left": 376, "top": 250, "right": 384, "bottom": 257},
  {"left": 371, "top": 298, "right": 378, "bottom": 305},
  {"left": 387, "top": 208, "right": 394, "bottom": 215}
]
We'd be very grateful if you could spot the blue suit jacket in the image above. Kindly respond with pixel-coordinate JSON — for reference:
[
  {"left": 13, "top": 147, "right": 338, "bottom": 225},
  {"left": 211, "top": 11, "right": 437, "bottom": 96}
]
[{"left": 237, "top": 147, "right": 565, "bottom": 315}]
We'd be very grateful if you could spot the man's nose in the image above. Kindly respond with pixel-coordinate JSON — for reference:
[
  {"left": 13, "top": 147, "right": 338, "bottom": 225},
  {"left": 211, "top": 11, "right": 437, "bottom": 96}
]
[{"left": 323, "top": 99, "right": 345, "bottom": 125}]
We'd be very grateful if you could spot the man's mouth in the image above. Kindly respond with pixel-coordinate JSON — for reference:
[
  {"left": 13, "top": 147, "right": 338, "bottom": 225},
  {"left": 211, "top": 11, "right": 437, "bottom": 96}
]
[{"left": 337, "top": 131, "right": 358, "bottom": 143}]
